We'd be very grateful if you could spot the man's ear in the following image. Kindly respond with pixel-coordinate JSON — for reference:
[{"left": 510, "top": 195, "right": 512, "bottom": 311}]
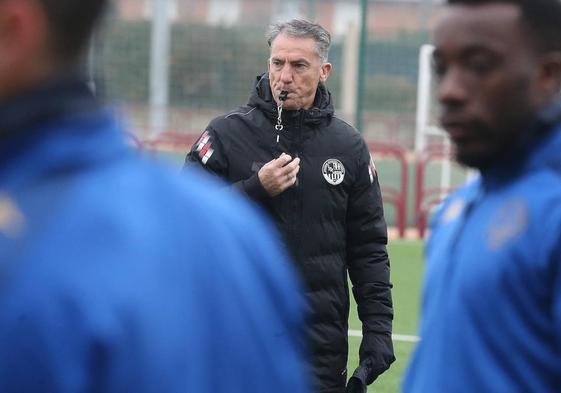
[
  {"left": 0, "top": 0, "right": 49, "bottom": 69},
  {"left": 319, "top": 62, "right": 332, "bottom": 83},
  {"left": 537, "top": 52, "right": 561, "bottom": 99}
]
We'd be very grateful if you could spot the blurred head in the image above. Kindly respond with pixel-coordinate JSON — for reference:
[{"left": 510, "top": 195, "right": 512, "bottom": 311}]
[
  {"left": 38, "top": 0, "right": 108, "bottom": 64},
  {"left": 266, "top": 19, "right": 332, "bottom": 110},
  {"left": 433, "top": 0, "right": 561, "bottom": 169},
  {"left": 0, "top": 0, "right": 108, "bottom": 100}
]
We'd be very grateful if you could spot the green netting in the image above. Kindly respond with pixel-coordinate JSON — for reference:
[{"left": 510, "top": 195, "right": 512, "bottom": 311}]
[{"left": 93, "top": 0, "right": 441, "bottom": 146}]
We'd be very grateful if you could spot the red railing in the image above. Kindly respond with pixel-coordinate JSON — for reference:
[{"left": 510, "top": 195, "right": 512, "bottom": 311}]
[
  {"left": 135, "top": 133, "right": 411, "bottom": 238},
  {"left": 141, "top": 132, "right": 198, "bottom": 152},
  {"left": 368, "top": 141, "right": 408, "bottom": 239},
  {"left": 415, "top": 143, "right": 455, "bottom": 238}
]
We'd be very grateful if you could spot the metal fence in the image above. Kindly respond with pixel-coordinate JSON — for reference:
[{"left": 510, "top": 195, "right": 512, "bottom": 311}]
[
  {"left": 91, "top": 0, "right": 454, "bottom": 234},
  {"left": 93, "top": 0, "right": 442, "bottom": 147}
]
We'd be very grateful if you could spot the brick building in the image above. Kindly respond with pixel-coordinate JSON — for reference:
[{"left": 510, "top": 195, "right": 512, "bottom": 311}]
[{"left": 115, "top": 0, "right": 442, "bottom": 37}]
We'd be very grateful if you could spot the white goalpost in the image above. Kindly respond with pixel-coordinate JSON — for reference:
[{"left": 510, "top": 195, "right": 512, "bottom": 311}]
[{"left": 415, "top": 44, "right": 454, "bottom": 199}]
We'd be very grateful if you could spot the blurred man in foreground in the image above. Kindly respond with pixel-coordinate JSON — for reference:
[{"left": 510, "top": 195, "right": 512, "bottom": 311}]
[
  {"left": 403, "top": 0, "right": 561, "bottom": 391},
  {"left": 0, "top": 0, "right": 309, "bottom": 392}
]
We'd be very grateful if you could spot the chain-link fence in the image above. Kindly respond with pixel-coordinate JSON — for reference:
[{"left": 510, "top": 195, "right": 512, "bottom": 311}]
[
  {"left": 92, "top": 0, "right": 451, "bottom": 232},
  {"left": 93, "top": 0, "right": 442, "bottom": 147}
]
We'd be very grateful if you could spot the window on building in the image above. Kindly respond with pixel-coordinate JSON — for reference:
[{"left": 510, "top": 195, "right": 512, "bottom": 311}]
[
  {"left": 143, "top": 0, "right": 178, "bottom": 21},
  {"left": 207, "top": 0, "right": 241, "bottom": 27},
  {"left": 271, "top": 0, "right": 302, "bottom": 22},
  {"left": 333, "top": 2, "right": 360, "bottom": 37}
]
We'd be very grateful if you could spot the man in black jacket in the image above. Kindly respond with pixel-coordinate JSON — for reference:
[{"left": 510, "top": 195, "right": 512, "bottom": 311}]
[{"left": 186, "top": 19, "right": 395, "bottom": 393}]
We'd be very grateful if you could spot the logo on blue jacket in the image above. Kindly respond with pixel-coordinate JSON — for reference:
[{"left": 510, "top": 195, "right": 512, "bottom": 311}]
[
  {"left": 487, "top": 198, "right": 528, "bottom": 250},
  {"left": 0, "top": 195, "right": 25, "bottom": 238}
]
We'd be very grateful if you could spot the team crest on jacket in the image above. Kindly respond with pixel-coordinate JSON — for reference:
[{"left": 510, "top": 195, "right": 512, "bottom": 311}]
[
  {"left": 442, "top": 198, "right": 465, "bottom": 224},
  {"left": 322, "top": 159, "right": 345, "bottom": 185},
  {"left": 487, "top": 198, "right": 528, "bottom": 250},
  {"left": 0, "top": 194, "right": 25, "bottom": 238}
]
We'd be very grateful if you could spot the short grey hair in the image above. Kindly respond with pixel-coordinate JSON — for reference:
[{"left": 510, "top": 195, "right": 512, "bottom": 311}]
[{"left": 266, "top": 19, "right": 332, "bottom": 63}]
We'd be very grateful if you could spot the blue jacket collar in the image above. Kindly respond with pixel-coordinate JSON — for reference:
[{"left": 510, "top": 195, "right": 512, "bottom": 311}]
[
  {"left": 0, "top": 72, "right": 98, "bottom": 142},
  {"left": 481, "top": 98, "right": 561, "bottom": 188}
]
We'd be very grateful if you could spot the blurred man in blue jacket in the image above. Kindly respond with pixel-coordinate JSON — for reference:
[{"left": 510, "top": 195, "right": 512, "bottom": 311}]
[
  {"left": 403, "top": 0, "right": 561, "bottom": 392},
  {"left": 0, "top": 1, "right": 310, "bottom": 392}
]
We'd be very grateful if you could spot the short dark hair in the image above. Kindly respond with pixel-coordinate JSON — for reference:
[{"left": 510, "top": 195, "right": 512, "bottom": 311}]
[
  {"left": 447, "top": 0, "right": 561, "bottom": 52},
  {"left": 37, "top": 0, "right": 109, "bottom": 62}
]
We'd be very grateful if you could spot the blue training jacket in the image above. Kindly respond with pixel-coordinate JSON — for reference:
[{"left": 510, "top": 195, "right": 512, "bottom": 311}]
[
  {"left": 402, "top": 106, "right": 561, "bottom": 392},
  {"left": 0, "top": 76, "right": 310, "bottom": 393}
]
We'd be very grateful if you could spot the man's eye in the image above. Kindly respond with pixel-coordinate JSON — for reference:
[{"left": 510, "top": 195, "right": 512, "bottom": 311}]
[{"left": 465, "top": 57, "right": 495, "bottom": 75}]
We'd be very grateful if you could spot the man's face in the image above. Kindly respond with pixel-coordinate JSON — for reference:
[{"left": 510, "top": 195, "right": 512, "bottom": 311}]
[
  {"left": 268, "top": 33, "right": 331, "bottom": 110},
  {"left": 433, "top": 4, "right": 548, "bottom": 169}
]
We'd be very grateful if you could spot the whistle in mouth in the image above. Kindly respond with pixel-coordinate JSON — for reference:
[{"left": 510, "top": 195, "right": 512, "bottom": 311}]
[{"left": 279, "top": 91, "right": 288, "bottom": 101}]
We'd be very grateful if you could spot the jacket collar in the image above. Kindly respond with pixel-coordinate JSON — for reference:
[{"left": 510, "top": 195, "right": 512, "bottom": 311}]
[
  {"left": 0, "top": 73, "right": 127, "bottom": 183},
  {"left": 481, "top": 98, "right": 561, "bottom": 188},
  {"left": 248, "top": 73, "right": 334, "bottom": 127},
  {"left": 0, "top": 72, "right": 98, "bottom": 143}
]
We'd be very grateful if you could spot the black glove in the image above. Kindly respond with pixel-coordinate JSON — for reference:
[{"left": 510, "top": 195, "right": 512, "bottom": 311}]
[
  {"left": 346, "top": 361, "right": 372, "bottom": 393},
  {"left": 358, "top": 332, "right": 395, "bottom": 380}
]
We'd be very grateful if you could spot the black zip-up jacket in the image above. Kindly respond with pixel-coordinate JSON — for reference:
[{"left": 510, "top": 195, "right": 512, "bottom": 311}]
[{"left": 186, "top": 75, "right": 394, "bottom": 393}]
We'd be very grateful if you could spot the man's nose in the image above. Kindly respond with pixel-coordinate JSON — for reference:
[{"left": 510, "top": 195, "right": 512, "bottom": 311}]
[
  {"left": 437, "top": 68, "right": 468, "bottom": 107},
  {"left": 279, "top": 65, "right": 293, "bottom": 83}
]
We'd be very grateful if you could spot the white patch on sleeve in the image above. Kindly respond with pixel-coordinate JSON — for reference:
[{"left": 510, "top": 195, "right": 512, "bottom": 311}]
[{"left": 201, "top": 148, "right": 215, "bottom": 165}]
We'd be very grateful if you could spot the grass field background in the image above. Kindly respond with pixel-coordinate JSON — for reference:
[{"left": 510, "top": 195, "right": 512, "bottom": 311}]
[{"left": 347, "top": 240, "right": 424, "bottom": 392}]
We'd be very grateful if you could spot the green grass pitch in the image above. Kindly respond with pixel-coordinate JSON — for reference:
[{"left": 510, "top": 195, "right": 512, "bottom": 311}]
[{"left": 347, "top": 239, "right": 424, "bottom": 392}]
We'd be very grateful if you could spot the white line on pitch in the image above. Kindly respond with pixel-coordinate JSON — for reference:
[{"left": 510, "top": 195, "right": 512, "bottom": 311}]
[{"left": 348, "top": 329, "right": 420, "bottom": 343}]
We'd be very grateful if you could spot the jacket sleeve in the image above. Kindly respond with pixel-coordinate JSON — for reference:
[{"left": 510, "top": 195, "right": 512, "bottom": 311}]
[
  {"left": 184, "top": 127, "right": 228, "bottom": 177},
  {"left": 184, "top": 126, "right": 270, "bottom": 202},
  {"left": 346, "top": 140, "right": 395, "bottom": 382}
]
